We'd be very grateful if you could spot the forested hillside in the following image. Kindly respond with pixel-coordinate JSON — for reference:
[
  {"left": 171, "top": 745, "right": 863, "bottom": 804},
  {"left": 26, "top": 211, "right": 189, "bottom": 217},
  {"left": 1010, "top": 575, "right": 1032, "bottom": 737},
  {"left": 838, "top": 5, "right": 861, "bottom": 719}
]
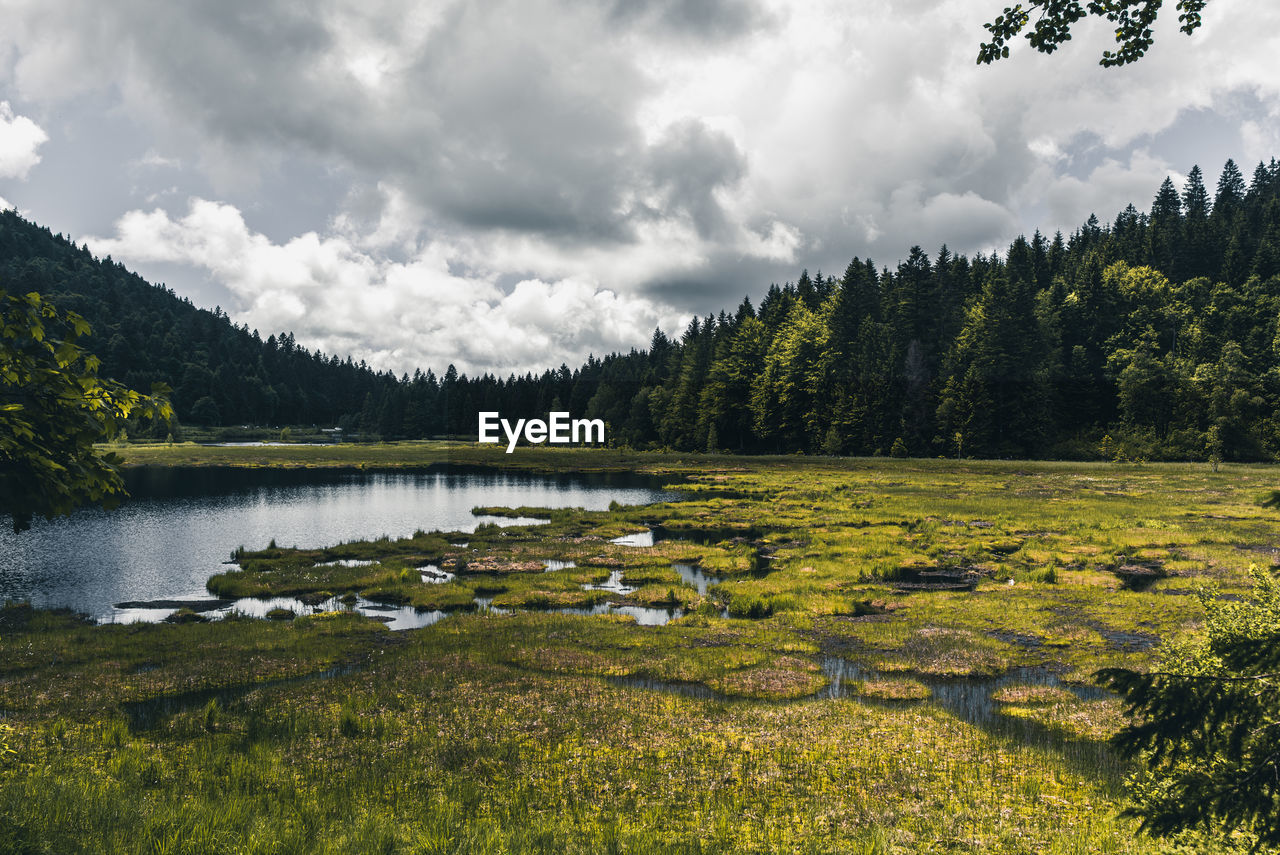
[
  {"left": 4, "top": 158, "right": 1280, "bottom": 459},
  {"left": 0, "top": 209, "right": 406, "bottom": 434}
]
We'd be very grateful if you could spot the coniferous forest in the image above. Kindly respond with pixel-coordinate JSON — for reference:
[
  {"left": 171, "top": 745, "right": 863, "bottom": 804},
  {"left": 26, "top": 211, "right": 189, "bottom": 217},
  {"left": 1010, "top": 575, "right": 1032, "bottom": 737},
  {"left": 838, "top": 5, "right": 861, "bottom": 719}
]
[{"left": 6, "top": 158, "right": 1280, "bottom": 460}]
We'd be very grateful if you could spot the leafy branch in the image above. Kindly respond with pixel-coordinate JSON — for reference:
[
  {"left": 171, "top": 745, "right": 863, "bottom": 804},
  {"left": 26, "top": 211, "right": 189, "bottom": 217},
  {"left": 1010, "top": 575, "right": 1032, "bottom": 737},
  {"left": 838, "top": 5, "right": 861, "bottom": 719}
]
[
  {"left": 978, "top": 1, "right": 1208, "bottom": 66},
  {"left": 1, "top": 289, "right": 172, "bottom": 532}
]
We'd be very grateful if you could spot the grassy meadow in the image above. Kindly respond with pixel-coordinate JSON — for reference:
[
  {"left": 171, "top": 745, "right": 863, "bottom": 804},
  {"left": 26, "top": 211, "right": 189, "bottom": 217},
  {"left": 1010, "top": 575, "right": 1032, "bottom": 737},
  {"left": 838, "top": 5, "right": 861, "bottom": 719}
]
[{"left": 2, "top": 445, "right": 1276, "bottom": 853}]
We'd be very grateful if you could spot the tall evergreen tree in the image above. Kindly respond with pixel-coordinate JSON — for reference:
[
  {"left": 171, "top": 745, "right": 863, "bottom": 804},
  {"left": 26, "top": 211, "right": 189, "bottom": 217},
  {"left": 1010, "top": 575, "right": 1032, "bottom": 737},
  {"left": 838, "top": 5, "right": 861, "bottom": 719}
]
[
  {"left": 1179, "top": 165, "right": 1212, "bottom": 280},
  {"left": 1147, "top": 176, "right": 1182, "bottom": 274}
]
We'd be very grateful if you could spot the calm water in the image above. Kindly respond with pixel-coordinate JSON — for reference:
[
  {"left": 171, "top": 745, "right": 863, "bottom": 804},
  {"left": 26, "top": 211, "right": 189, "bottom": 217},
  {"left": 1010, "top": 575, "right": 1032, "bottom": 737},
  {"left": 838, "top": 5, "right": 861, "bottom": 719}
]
[{"left": 0, "top": 465, "right": 677, "bottom": 621}]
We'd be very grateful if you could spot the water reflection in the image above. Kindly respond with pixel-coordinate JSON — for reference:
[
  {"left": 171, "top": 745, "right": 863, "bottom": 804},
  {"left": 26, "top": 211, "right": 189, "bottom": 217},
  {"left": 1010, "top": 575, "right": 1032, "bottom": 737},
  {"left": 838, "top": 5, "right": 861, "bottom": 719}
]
[
  {"left": 1, "top": 466, "right": 677, "bottom": 620},
  {"left": 673, "top": 563, "right": 724, "bottom": 595},
  {"left": 819, "top": 656, "right": 1109, "bottom": 725},
  {"left": 109, "top": 594, "right": 453, "bottom": 631},
  {"left": 545, "top": 602, "right": 683, "bottom": 626},
  {"left": 582, "top": 570, "right": 637, "bottom": 595},
  {"left": 611, "top": 531, "right": 654, "bottom": 547},
  {"left": 418, "top": 565, "right": 456, "bottom": 584},
  {"left": 113, "top": 588, "right": 684, "bottom": 630}
]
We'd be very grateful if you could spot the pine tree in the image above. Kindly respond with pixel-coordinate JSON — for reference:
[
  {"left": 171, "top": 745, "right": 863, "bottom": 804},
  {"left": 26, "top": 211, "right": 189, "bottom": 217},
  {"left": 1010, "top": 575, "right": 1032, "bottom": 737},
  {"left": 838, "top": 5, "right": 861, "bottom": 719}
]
[
  {"left": 1147, "top": 176, "right": 1182, "bottom": 274},
  {"left": 1179, "top": 165, "right": 1212, "bottom": 280},
  {"left": 1213, "top": 158, "right": 1245, "bottom": 220}
]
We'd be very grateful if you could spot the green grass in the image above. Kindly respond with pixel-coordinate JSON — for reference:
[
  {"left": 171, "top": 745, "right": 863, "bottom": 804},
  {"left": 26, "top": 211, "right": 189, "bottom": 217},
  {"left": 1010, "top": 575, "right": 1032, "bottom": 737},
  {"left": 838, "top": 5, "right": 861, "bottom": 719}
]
[{"left": 5, "top": 447, "right": 1278, "bottom": 852}]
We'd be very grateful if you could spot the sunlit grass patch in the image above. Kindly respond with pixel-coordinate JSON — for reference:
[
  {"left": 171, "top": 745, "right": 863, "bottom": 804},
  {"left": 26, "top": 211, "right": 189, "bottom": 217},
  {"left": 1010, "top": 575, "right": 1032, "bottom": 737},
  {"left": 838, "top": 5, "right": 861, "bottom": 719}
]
[
  {"left": 853, "top": 678, "right": 930, "bottom": 701},
  {"left": 707, "top": 656, "right": 826, "bottom": 700},
  {"left": 999, "top": 697, "right": 1128, "bottom": 742},
  {"left": 991, "top": 684, "right": 1075, "bottom": 706}
]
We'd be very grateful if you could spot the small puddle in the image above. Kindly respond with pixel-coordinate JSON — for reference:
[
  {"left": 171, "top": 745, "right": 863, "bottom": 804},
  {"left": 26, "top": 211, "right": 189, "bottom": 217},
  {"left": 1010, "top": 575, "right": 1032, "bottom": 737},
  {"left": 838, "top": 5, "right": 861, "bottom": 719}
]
[
  {"left": 673, "top": 563, "right": 725, "bottom": 595},
  {"left": 473, "top": 515, "right": 551, "bottom": 528},
  {"left": 544, "top": 559, "right": 577, "bottom": 572},
  {"left": 110, "top": 606, "right": 197, "bottom": 624},
  {"left": 230, "top": 595, "right": 451, "bottom": 630},
  {"left": 313, "top": 559, "right": 377, "bottom": 568},
  {"left": 418, "top": 564, "right": 456, "bottom": 584},
  {"left": 353, "top": 602, "right": 449, "bottom": 630},
  {"left": 611, "top": 531, "right": 654, "bottom": 547},
  {"left": 609, "top": 531, "right": 774, "bottom": 583},
  {"left": 582, "top": 570, "right": 637, "bottom": 595},
  {"left": 819, "top": 657, "right": 1109, "bottom": 726},
  {"left": 473, "top": 596, "right": 680, "bottom": 626},
  {"left": 611, "top": 605, "right": 683, "bottom": 626},
  {"left": 611, "top": 527, "right": 762, "bottom": 549},
  {"left": 110, "top": 590, "right": 682, "bottom": 630},
  {"left": 110, "top": 594, "right": 450, "bottom": 631}
]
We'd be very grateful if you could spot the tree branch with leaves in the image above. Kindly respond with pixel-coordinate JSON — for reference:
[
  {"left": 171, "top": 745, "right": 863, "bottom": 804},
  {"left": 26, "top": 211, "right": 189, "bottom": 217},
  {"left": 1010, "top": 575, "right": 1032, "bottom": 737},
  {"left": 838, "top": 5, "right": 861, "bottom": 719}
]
[
  {"left": 978, "top": 1, "right": 1208, "bottom": 66},
  {"left": 1, "top": 289, "right": 172, "bottom": 533}
]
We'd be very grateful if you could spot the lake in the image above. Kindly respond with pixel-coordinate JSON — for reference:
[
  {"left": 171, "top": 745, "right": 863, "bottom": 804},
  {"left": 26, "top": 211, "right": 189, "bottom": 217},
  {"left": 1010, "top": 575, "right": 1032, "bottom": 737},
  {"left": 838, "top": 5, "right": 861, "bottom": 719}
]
[{"left": 0, "top": 465, "right": 678, "bottom": 622}]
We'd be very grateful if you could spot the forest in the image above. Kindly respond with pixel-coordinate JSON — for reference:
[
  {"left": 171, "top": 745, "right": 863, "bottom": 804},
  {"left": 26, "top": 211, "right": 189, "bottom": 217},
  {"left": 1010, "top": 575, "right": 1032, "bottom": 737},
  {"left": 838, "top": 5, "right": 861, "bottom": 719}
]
[{"left": 4, "top": 157, "right": 1280, "bottom": 460}]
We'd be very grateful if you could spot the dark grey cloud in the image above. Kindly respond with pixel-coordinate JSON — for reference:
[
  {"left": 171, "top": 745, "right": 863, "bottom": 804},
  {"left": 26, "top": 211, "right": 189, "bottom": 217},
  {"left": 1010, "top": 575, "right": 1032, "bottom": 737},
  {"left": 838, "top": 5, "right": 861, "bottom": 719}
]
[
  {"left": 646, "top": 119, "right": 747, "bottom": 239},
  {"left": 2, "top": 0, "right": 1280, "bottom": 374},
  {"left": 3, "top": 0, "right": 774, "bottom": 248},
  {"left": 403, "top": 3, "right": 648, "bottom": 239},
  {"left": 608, "top": 0, "right": 770, "bottom": 42}
]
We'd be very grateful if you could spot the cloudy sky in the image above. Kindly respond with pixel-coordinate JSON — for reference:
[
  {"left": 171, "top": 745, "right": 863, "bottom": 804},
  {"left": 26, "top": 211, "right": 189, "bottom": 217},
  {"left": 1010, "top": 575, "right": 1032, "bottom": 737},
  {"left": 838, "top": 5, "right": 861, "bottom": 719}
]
[{"left": 1, "top": 0, "right": 1278, "bottom": 376}]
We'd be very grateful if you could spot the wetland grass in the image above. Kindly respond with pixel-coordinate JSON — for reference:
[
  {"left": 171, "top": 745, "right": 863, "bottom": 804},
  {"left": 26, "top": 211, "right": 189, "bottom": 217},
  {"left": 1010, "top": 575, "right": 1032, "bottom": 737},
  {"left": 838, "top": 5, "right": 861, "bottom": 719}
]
[{"left": 6, "top": 448, "right": 1277, "bottom": 852}]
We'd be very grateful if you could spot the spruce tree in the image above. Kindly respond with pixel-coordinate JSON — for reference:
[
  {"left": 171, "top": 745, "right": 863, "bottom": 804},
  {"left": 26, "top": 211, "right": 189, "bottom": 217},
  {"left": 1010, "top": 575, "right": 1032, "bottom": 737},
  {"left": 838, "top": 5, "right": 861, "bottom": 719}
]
[
  {"left": 1147, "top": 176, "right": 1182, "bottom": 275},
  {"left": 1179, "top": 165, "right": 1212, "bottom": 280}
]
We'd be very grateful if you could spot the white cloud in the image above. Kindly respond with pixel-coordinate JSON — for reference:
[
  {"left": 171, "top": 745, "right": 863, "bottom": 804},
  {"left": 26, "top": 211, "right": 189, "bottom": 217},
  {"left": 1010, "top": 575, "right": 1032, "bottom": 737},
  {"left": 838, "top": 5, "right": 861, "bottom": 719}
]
[
  {"left": 85, "top": 198, "right": 686, "bottom": 376},
  {"left": 1025, "top": 150, "right": 1180, "bottom": 233},
  {"left": 1242, "top": 116, "right": 1280, "bottom": 166},
  {"left": 0, "top": 101, "right": 47, "bottom": 179}
]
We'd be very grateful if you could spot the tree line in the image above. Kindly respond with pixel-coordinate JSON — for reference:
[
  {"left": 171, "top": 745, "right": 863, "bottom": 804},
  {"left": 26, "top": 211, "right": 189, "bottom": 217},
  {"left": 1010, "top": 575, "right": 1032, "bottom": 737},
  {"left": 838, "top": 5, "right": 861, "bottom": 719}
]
[
  {"left": 5, "top": 157, "right": 1280, "bottom": 459},
  {"left": 458, "top": 158, "right": 1280, "bottom": 461}
]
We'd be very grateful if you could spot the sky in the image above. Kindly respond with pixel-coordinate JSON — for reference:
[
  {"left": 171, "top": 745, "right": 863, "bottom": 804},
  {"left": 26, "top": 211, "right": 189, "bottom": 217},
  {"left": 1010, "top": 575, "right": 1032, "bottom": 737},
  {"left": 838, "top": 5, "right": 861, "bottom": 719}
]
[{"left": 1, "top": 0, "right": 1278, "bottom": 377}]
